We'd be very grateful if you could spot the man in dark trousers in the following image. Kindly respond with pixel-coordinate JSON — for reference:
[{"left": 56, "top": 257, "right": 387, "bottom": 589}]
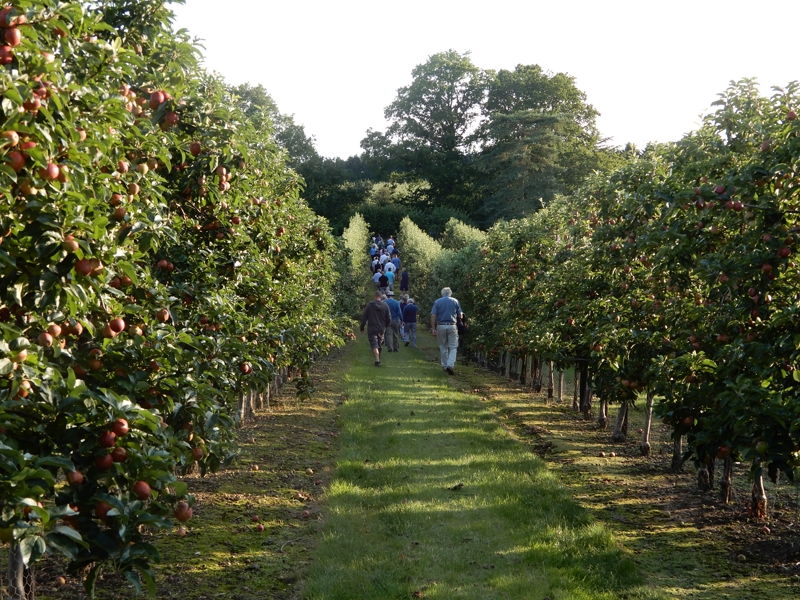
[
  {"left": 360, "top": 291, "right": 391, "bottom": 366},
  {"left": 384, "top": 291, "right": 403, "bottom": 352},
  {"left": 378, "top": 271, "right": 389, "bottom": 295}
]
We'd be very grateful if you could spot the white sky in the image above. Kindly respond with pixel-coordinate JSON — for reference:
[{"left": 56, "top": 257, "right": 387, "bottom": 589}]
[{"left": 173, "top": 0, "right": 799, "bottom": 159}]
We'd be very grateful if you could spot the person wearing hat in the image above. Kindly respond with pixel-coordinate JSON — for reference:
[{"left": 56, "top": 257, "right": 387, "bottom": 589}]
[
  {"left": 384, "top": 291, "right": 403, "bottom": 352},
  {"left": 360, "top": 290, "right": 391, "bottom": 366}
]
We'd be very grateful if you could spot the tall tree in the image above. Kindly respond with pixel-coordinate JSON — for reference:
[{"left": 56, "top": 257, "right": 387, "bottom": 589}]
[
  {"left": 475, "top": 111, "right": 563, "bottom": 223},
  {"left": 482, "top": 64, "right": 604, "bottom": 194},
  {"left": 374, "top": 50, "right": 488, "bottom": 212}
]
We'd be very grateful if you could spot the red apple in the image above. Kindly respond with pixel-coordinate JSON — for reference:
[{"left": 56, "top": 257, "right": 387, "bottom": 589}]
[
  {"left": 23, "top": 96, "right": 41, "bottom": 113},
  {"left": 111, "top": 447, "right": 127, "bottom": 462},
  {"left": 109, "top": 318, "right": 125, "bottom": 333},
  {"left": 39, "top": 163, "right": 60, "bottom": 181},
  {"left": 111, "top": 418, "right": 129, "bottom": 437},
  {"left": 132, "top": 480, "right": 152, "bottom": 501},
  {"left": 99, "top": 430, "right": 116, "bottom": 448},
  {"left": 189, "top": 141, "right": 202, "bottom": 156},
  {"left": 0, "top": 45, "right": 12, "bottom": 65},
  {"left": 95, "top": 501, "right": 113, "bottom": 520},
  {"left": 191, "top": 447, "right": 204, "bottom": 461},
  {"left": 1, "top": 130, "right": 18, "bottom": 146},
  {"left": 66, "top": 470, "right": 84, "bottom": 486},
  {"left": 94, "top": 453, "right": 113, "bottom": 470},
  {"left": 8, "top": 150, "right": 24, "bottom": 172},
  {"left": 174, "top": 501, "right": 192, "bottom": 522},
  {"left": 3, "top": 27, "right": 20, "bottom": 47},
  {"left": 74, "top": 259, "right": 93, "bottom": 277},
  {"left": 148, "top": 90, "right": 165, "bottom": 110},
  {"left": 156, "top": 308, "right": 170, "bottom": 323},
  {"left": 37, "top": 331, "right": 53, "bottom": 347}
]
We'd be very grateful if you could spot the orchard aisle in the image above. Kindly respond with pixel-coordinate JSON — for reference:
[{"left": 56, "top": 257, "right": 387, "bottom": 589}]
[{"left": 301, "top": 332, "right": 646, "bottom": 600}]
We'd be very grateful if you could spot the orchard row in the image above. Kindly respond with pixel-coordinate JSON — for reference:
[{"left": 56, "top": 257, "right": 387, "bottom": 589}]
[
  {"left": 0, "top": 1, "right": 347, "bottom": 596},
  {"left": 400, "top": 80, "right": 800, "bottom": 517}
]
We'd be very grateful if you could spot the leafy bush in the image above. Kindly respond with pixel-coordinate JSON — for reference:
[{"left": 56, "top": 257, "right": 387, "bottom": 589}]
[
  {"left": 398, "top": 217, "right": 442, "bottom": 310},
  {"left": 337, "top": 213, "right": 373, "bottom": 315},
  {"left": 440, "top": 217, "right": 486, "bottom": 249}
]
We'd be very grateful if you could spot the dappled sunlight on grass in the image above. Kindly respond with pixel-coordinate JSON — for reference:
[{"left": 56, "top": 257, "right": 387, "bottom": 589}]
[{"left": 303, "top": 334, "right": 647, "bottom": 600}]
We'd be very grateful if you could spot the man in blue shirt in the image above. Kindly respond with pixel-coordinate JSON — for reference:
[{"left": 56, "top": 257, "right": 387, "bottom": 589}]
[
  {"left": 384, "top": 291, "right": 403, "bottom": 352},
  {"left": 391, "top": 253, "right": 401, "bottom": 272},
  {"left": 430, "top": 287, "right": 463, "bottom": 375},
  {"left": 402, "top": 298, "right": 419, "bottom": 347},
  {"left": 384, "top": 268, "right": 395, "bottom": 292}
]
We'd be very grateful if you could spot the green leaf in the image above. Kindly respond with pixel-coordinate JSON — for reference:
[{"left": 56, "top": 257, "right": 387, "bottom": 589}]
[
  {"left": 85, "top": 563, "right": 102, "bottom": 599},
  {"left": 4, "top": 86, "right": 23, "bottom": 106},
  {"left": 122, "top": 570, "right": 143, "bottom": 596},
  {"left": 52, "top": 525, "right": 84, "bottom": 542},
  {"left": 118, "top": 261, "right": 139, "bottom": 286},
  {"left": 9, "top": 337, "right": 30, "bottom": 351},
  {"left": 36, "top": 456, "right": 75, "bottom": 471}
]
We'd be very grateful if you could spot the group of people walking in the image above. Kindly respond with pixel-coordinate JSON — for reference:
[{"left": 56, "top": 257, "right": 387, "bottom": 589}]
[
  {"left": 371, "top": 235, "right": 408, "bottom": 295},
  {"left": 360, "top": 234, "right": 464, "bottom": 374}
]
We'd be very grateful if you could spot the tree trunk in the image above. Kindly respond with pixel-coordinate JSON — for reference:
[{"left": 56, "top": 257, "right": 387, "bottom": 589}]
[
  {"left": 670, "top": 434, "right": 683, "bottom": 472},
  {"left": 572, "top": 366, "right": 579, "bottom": 411},
  {"left": 8, "top": 542, "right": 36, "bottom": 600},
  {"left": 536, "top": 360, "right": 545, "bottom": 393},
  {"left": 707, "top": 457, "right": 715, "bottom": 490},
  {"left": 597, "top": 397, "right": 609, "bottom": 429},
  {"left": 750, "top": 460, "right": 767, "bottom": 520},
  {"left": 519, "top": 355, "right": 527, "bottom": 386},
  {"left": 697, "top": 465, "right": 711, "bottom": 491},
  {"left": 557, "top": 370, "right": 563, "bottom": 402},
  {"left": 612, "top": 399, "right": 628, "bottom": 441},
  {"left": 547, "top": 361, "right": 554, "bottom": 400},
  {"left": 720, "top": 456, "right": 735, "bottom": 503},
  {"left": 640, "top": 390, "right": 654, "bottom": 456},
  {"left": 579, "top": 365, "right": 592, "bottom": 419}
]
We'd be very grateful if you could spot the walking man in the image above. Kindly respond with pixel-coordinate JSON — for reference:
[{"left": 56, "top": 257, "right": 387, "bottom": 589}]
[
  {"left": 384, "top": 291, "right": 403, "bottom": 352},
  {"left": 430, "top": 287, "right": 463, "bottom": 375},
  {"left": 403, "top": 298, "right": 418, "bottom": 347},
  {"left": 378, "top": 271, "right": 389, "bottom": 295},
  {"left": 399, "top": 267, "right": 409, "bottom": 293},
  {"left": 360, "top": 291, "right": 391, "bottom": 366}
]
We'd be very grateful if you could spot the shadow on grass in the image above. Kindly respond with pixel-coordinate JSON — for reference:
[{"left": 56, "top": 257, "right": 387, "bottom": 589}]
[{"left": 303, "top": 337, "right": 652, "bottom": 600}]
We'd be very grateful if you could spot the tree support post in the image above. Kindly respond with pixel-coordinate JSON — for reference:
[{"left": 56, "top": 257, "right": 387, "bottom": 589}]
[{"left": 640, "top": 390, "right": 654, "bottom": 456}]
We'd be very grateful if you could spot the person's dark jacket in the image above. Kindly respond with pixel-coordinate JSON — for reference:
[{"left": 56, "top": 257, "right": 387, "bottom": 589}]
[
  {"left": 360, "top": 300, "right": 391, "bottom": 335},
  {"left": 378, "top": 274, "right": 389, "bottom": 288}
]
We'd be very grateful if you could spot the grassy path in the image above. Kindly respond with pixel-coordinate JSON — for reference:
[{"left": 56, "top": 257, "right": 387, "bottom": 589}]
[{"left": 302, "top": 333, "right": 649, "bottom": 600}]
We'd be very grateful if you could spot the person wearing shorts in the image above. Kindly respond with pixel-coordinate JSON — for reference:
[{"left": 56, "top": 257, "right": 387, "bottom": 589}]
[{"left": 360, "top": 290, "right": 391, "bottom": 366}]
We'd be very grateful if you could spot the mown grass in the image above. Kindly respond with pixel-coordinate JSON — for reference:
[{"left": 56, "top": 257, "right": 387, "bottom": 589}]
[
  {"left": 447, "top": 353, "right": 800, "bottom": 600},
  {"left": 302, "top": 333, "right": 652, "bottom": 600}
]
